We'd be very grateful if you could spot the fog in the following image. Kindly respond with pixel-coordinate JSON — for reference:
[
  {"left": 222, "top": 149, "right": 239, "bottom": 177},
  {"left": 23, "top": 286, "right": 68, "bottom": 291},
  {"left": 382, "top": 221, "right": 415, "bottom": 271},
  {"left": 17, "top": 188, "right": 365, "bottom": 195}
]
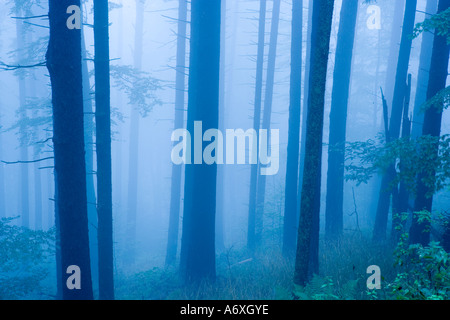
[{"left": 0, "top": 0, "right": 449, "bottom": 300}]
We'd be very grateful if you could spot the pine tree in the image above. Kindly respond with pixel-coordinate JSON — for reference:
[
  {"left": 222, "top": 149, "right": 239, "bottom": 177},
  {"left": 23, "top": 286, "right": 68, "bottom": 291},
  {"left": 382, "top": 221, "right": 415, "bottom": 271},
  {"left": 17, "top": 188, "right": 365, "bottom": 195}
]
[
  {"left": 283, "top": 0, "right": 303, "bottom": 258},
  {"left": 94, "top": 0, "right": 114, "bottom": 300},
  {"left": 47, "top": 0, "right": 94, "bottom": 299},
  {"left": 180, "top": 0, "right": 221, "bottom": 283},
  {"left": 325, "top": 0, "right": 358, "bottom": 241},
  {"left": 294, "top": 0, "right": 335, "bottom": 286},
  {"left": 410, "top": 0, "right": 450, "bottom": 246}
]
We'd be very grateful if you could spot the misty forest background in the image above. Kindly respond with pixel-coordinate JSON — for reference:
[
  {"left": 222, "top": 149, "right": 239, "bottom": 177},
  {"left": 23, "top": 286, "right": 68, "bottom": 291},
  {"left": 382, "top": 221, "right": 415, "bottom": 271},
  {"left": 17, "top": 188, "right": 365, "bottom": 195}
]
[{"left": 0, "top": 0, "right": 450, "bottom": 300}]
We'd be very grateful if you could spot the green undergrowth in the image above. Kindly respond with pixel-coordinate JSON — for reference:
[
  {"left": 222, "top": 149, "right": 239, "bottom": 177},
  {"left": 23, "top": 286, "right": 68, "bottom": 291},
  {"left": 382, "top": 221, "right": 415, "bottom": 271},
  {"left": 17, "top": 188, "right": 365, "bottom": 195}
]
[{"left": 116, "top": 229, "right": 450, "bottom": 300}]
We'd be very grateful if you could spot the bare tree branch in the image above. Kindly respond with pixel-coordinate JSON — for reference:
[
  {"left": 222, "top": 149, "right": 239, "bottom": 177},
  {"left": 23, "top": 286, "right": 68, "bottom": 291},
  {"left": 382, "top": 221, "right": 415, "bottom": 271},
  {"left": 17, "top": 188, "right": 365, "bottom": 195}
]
[{"left": 1, "top": 157, "right": 54, "bottom": 165}]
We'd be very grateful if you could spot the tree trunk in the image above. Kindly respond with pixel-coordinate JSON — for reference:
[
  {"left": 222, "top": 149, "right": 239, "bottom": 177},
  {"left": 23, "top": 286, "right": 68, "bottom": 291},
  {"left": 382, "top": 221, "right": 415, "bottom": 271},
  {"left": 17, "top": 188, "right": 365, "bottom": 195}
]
[
  {"left": 81, "top": 16, "right": 99, "bottom": 297},
  {"left": 15, "top": 4, "right": 30, "bottom": 229},
  {"left": 297, "top": 0, "right": 314, "bottom": 217},
  {"left": 180, "top": 0, "right": 221, "bottom": 283},
  {"left": 325, "top": 0, "right": 358, "bottom": 241},
  {"left": 94, "top": 0, "right": 114, "bottom": 300},
  {"left": 294, "top": 0, "right": 335, "bottom": 286},
  {"left": 373, "top": 0, "right": 417, "bottom": 242},
  {"left": 126, "top": 0, "right": 145, "bottom": 264},
  {"left": 391, "top": 74, "right": 412, "bottom": 241},
  {"left": 216, "top": 0, "right": 227, "bottom": 254},
  {"left": 166, "top": 0, "right": 188, "bottom": 267},
  {"left": 247, "top": 0, "right": 267, "bottom": 252},
  {"left": 411, "top": 0, "right": 438, "bottom": 139},
  {"left": 384, "top": 0, "right": 405, "bottom": 105},
  {"left": 33, "top": 146, "right": 43, "bottom": 230},
  {"left": 283, "top": 0, "right": 303, "bottom": 258},
  {"left": 47, "top": 0, "right": 93, "bottom": 300},
  {"left": 255, "top": 0, "right": 281, "bottom": 251},
  {"left": 410, "top": 0, "right": 450, "bottom": 246}
]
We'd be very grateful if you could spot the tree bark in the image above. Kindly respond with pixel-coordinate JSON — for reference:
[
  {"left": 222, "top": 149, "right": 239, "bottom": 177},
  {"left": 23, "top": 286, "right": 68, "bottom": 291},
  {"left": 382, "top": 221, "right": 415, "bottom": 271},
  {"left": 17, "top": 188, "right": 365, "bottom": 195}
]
[
  {"left": 166, "top": 0, "right": 188, "bottom": 267},
  {"left": 294, "top": 0, "right": 335, "bottom": 286},
  {"left": 410, "top": 0, "right": 450, "bottom": 246},
  {"left": 47, "top": 0, "right": 94, "bottom": 300},
  {"left": 180, "top": 0, "right": 221, "bottom": 283},
  {"left": 94, "top": 0, "right": 114, "bottom": 300},
  {"left": 283, "top": 0, "right": 303, "bottom": 258},
  {"left": 411, "top": 0, "right": 438, "bottom": 139},
  {"left": 325, "top": 0, "right": 358, "bottom": 241}
]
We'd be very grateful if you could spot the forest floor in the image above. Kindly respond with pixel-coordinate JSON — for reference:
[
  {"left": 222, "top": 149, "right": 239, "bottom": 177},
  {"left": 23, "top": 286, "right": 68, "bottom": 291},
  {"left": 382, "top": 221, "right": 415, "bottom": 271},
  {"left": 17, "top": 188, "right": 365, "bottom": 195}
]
[{"left": 114, "top": 232, "right": 399, "bottom": 300}]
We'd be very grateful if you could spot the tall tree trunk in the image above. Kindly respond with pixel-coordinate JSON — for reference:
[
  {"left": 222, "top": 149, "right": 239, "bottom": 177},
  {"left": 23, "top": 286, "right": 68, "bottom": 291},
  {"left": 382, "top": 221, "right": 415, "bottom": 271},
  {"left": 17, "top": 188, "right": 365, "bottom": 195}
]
[
  {"left": 113, "top": 0, "right": 124, "bottom": 218},
  {"left": 373, "top": 0, "right": 417, "bottom": 242},
  {"left": 410, "top": 0, "right": 450, "bottom": 246},
  {"left": 126, "top": 0, "right": 145, "bottom": 264},
  {"left": 166, "top": 0, "right": 188, "bottom": 267},
  {"left": 216, "top": 0, "right": 227, "bottom": 254},
  {"left": 255, "top": 0, "right": 281, "bottom": 251},
  {"left": 297, "top": 0, "right": 314, "bottom": 217},
  {"left": 247, "top": 0, "right": 267, "bottom": 252},
  {"left": 28, "top": 66, "right": 43, "bottom": 231},
  {"left": 94, "top": 0, "right": 115, "bottom": 300},
  {"left": 283, "top": 0, "right": 303, "bottom": 258},
  {"left": 47, "top": 0, "right": 94, "bottom": 300},
  {"left": 15, "top": 4, "right": 30, "bottom": 229},
  {"left": 81, "top": 15, "right": 99, "bottom": 297},
  {"left": 180, "top": 0, "right": 221, "bottom": 283},
  {"left": 392, "top": 74, "right": 412, "bottom": 242},
  {"left": 384, "top": 0, "right": 405, "bottom": 105},
  {"left": 294, "top": 0, "right": 335, "bottom": 286},
  {"left": 411, "top": 0, "right": 439, "bottom": 139},
  {"left": 325, "top": 0, "right": 358, "bottom": 241}
]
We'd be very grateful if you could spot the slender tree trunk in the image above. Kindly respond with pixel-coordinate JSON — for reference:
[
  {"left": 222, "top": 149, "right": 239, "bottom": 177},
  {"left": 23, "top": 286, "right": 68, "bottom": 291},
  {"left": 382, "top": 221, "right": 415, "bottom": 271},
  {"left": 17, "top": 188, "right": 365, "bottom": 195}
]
[
  {"left": 28, "top": 66, "right": 43, "bottom": 231},
  {"left": 297, "top": 0, "right": 314, "bottom": 217},
  {"left": 325, "top": 0, "right": 358, "bottom": 241},
  {"left": 411, "top": 0, "right": 438, "bottom": 139},
  {"left": 216, "top": 0, "right": 227, "bottom": 254},
  {"left": 33, "top": 146, "right": 43, "bottom": 230},
  {"left": 247, "top": 0, "right": 267, "bottom": 252},
  {"left": 373, "top": 0, "right": 417, "bottom": 242},
  {"left": 410, "top": 0, "right": 450, "bottom": 246},
  {"left": 81, "top": 17, "right": 99, "bottom": 297},
  {"left": 294, "top": 0, "right": 335, "bottom": 286},
  {"left": 392, "top": 74, "right": 412, "bottom": 242},
  {"left": 283, "top": 0, "right": 303, "bottom": 258},
  {"left": 15, "top": 5, "right": 30, "bottom": 229},
  {"left": 94, "top": 0, "right": 114, "bottom": 300},
  {"left": 254, "top": 0, "right": 281, "bottom": 250},
  {"left": 368, "top": 30, "right": 383, "bottom": 225},
  {"left": 166, "top": 0, "right": 188, "bottom": 267},
  {"left": 47, "top": 0, "right": 93, "bottom": 300},
  {"left": 180, "top": 0, "right": 221, "bottom": 283},
  {"left": 126, "top": 0, "right": 145, "bottom": 264},
  {"left": 114, "top": 0, "right": 124, "bottom": 219},
  {"left": 384, "top": 0, "right": 405, "bottom": 105}
]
